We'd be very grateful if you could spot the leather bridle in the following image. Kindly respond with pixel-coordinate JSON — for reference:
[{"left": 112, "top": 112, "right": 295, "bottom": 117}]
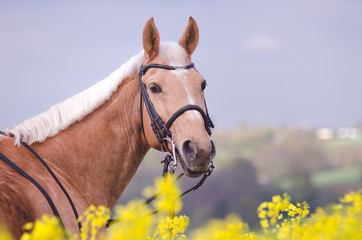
[{"left": 139, "top": 62, "right": 214, "bottom": 150}]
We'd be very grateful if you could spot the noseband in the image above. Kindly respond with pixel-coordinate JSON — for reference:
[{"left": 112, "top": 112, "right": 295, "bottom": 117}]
[{"left": 139, "top": 62, "right": 214, "bottom": 148}]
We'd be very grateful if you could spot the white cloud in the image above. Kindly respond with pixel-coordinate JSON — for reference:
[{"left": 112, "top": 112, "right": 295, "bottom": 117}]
[{"left": 240, "top": 34, "right": 281, "bottom": 53}]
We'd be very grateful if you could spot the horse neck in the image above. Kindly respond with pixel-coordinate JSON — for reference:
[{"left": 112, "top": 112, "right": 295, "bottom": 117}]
[{"left": 33, "top": 74, "right": 149, "bottom": 208}]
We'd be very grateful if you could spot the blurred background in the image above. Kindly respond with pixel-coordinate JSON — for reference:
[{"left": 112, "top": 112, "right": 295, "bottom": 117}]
[{"left": 1, "top": 0, "right": 362, "bottom": 231}]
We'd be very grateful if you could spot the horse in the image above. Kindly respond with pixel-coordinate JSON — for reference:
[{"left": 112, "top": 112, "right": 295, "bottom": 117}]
[{"left": 0, "top": 17, "right": 216, "bottom": 238}]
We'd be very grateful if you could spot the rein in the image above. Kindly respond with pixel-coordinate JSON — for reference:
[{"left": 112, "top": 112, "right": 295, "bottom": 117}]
[{"left": 0, "top": 131, "right": 78, "bottom": 239}]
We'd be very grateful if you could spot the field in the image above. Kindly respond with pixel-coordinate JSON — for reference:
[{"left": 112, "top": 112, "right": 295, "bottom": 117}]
[{"left": 6, "top": 175, "right": 362, "bottom": 239}]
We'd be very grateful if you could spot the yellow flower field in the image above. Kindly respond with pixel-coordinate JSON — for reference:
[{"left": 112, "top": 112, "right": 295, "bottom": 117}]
[{"left": 1, "top": 174, "right": 361, "bottom": 239}]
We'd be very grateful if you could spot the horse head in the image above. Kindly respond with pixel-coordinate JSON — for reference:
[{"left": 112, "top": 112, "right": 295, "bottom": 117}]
[{"left": 140, "top": 17, "right": 216, "bottom": 177}]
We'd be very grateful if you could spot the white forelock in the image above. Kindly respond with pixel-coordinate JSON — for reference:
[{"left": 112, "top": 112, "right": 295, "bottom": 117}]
[
  {"left": 7, "top": 42, "right": 188, "bottom": 146},
  {"left": 158, "top": 42, "right": 187, "bottom": 66}
]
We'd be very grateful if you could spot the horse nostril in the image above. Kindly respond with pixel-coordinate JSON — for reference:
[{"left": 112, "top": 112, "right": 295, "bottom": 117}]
[{"left": 182, "top": 140, "right": 197, "bottom": 161}]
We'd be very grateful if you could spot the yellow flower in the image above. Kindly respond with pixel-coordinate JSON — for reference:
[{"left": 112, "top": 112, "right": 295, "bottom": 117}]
[
  {"left": 78, "top": 205, "right": 110, "bottom": 240},
  {"left": 258, "top": 210, "right": 267, "bottom": 219},
  {"left": 341, "top": 192, "right": 354, "bottom": 203},
  {"left": 302, "top": 210, "right": 310, "bottom": 218},
  {"left": 109, "top": 200, "right": 153, "bottom": 240},
  {"left": 260, "top": 219, "right": 269, "bottom": 228},
  {"left": 272, "top": 195, "right": 282, "bottom": 203},
  {"left": 0, "top": 223, "right": 14, "bottom": 240},
  {"left": 155, "top": 215, "right": 189, "bottom": 240},
  {"left": 153, "top": 175, "right": 182, "bottom": 214},
  {"left": 20, "top": 215, "right": 66, "bottom": 240}
]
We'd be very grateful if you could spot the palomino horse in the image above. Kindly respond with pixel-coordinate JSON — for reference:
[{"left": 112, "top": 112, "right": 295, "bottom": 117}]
[{"left": 0, "top": 17, "right": 215, "bottom": 238}]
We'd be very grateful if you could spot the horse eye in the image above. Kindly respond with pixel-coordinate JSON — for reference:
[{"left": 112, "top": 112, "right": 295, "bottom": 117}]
[
  {"left": 201, "top": 80, "right": 207, "bottom": 91},
  {"left": 149, "top": 83, "right": 162, "bottom": 94}
]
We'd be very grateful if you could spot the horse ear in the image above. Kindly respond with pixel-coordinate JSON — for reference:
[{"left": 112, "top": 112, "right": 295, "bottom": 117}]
[
  {"left": 179, "top": 17, "right": 199, "bottom": 56},
  {"left": 143, "top": 17, "right": 160, "bottom": 59}
]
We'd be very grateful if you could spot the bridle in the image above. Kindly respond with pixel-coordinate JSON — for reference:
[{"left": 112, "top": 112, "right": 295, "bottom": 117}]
[
  {"left": 139, "top": 62, "right": 214, "bottom": 150},
  {"left": 0, "top": 62, "right": 215, "bottom": 234},
  {"left": 138, "top": 61, "right": 215, "bottom": 176}
]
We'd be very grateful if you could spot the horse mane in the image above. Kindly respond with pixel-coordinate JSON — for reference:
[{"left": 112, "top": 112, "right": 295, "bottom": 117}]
[{"left": 7, "top": 42, "right": 188, "bottom": 146}]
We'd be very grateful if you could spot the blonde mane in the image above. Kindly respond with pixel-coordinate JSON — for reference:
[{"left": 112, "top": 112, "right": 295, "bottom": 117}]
[{"left": 7, "top": 42, "right": 188, "bottom": 146}]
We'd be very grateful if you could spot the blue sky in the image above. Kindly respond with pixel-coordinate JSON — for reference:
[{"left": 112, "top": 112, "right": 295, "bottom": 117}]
[{"left": 1, "top": 0, "right": 362, "bottom": 130}]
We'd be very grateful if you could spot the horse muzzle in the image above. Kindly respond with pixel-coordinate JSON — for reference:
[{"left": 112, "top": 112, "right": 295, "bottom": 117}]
[{"left": 176, "top": 139, "right": 216, "bottom": 178}]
